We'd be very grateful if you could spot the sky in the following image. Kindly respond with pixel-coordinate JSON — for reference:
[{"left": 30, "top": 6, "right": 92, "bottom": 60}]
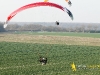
[{"left": 0, "top": 0, "right": 100, "bottom": 23}]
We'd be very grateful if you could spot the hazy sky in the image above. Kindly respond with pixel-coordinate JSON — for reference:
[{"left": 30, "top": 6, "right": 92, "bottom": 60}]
[{"left": 0, "top": 0, "right": 100, "bottom": 23}]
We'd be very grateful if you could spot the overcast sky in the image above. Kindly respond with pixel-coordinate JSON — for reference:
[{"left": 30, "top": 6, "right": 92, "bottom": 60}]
[{"left": 0, "top": 0, "right": 100, "bottom": 23}]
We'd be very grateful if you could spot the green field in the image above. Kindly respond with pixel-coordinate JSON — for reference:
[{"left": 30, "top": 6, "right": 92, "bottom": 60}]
[
  {"left": 0, "top": 32, "right": 100, "bottom": 75},
  {"left": 14, "top": 32, "right": 100, "bottom": 38},
  {"left": 0, "top": 42, "right": 100, "bottom": 75}
]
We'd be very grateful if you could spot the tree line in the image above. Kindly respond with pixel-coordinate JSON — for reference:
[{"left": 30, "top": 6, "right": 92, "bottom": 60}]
[
  {"left": 0, "top": 22, "right": 5, "bottom": 32},
  {"left": 0, "top": 22, "right": 100, "bottom": 33}
]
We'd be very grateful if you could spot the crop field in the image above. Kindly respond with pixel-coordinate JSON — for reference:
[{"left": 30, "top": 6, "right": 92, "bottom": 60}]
[
  {"left": 0, "top": 32, "right": 100, "bottom": 75},
  {"left": 15, "top": 31, "right": 100, "bottom": 38}
]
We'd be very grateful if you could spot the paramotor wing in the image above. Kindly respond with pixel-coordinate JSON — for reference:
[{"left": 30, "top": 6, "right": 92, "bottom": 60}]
[{"left": 4, "top": 2, "right": 73, "bottom": 28}]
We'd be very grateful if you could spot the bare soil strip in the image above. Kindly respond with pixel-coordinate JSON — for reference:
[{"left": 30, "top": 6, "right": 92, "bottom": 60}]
[{"left": 0, "top": 33, "right": 100, "bottom": 46}]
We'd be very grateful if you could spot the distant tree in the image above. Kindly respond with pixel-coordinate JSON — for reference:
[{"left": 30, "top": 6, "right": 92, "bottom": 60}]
[
  {"left": 80, "top": 25, "right": 85, "bottom": 33},
  {"left": 41, "top": 26, "right": 47, "bottom": 31},
  {"left": 46, "top": 26, "right": 54, "bottom": 32},
  {"left": 67, "top": 26, "right": 73, "bottom": 32},
  {"left": 0, "top": 22, "right": 5, "bottom": 32},
  {"left": 87, "top": 24, "right": 93, "bottom": 33},
  {"left": 93, "top": 25, "right": 98, "bottom": 33},
  {"left": 74, "top": 26, "right": 80, "bottom": 32},
  {"left": 6, "top": 24, "right": 20, "bottom": 31}
]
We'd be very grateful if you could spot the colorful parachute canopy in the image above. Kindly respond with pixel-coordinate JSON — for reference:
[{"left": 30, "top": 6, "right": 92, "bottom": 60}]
[
  {"left": 63, "top": 7, "right": 73, "bottom": 20},
  {"left": 4, "top": 2, "right": 73, "bottom": 28}
]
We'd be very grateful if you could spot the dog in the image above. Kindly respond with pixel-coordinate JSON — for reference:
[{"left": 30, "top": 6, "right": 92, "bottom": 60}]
[{"left": 39, "top": 57, "right": 47, "bottom": 65}]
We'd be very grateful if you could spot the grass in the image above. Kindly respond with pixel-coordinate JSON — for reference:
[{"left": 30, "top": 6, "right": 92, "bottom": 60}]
[
  {"left": 14, "top": 31, "right": 100, "bottom": 38},
  {"left": 0, "top": 32, "right": 100, "bottom": 75},
  {"left": 0, "top": 42, "right": 100, "bottom": 75}
]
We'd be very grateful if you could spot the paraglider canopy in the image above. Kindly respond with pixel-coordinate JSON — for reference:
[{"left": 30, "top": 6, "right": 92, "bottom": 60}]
[{"left": 4, "top": 2, "right": 73, "bottom": 28}]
